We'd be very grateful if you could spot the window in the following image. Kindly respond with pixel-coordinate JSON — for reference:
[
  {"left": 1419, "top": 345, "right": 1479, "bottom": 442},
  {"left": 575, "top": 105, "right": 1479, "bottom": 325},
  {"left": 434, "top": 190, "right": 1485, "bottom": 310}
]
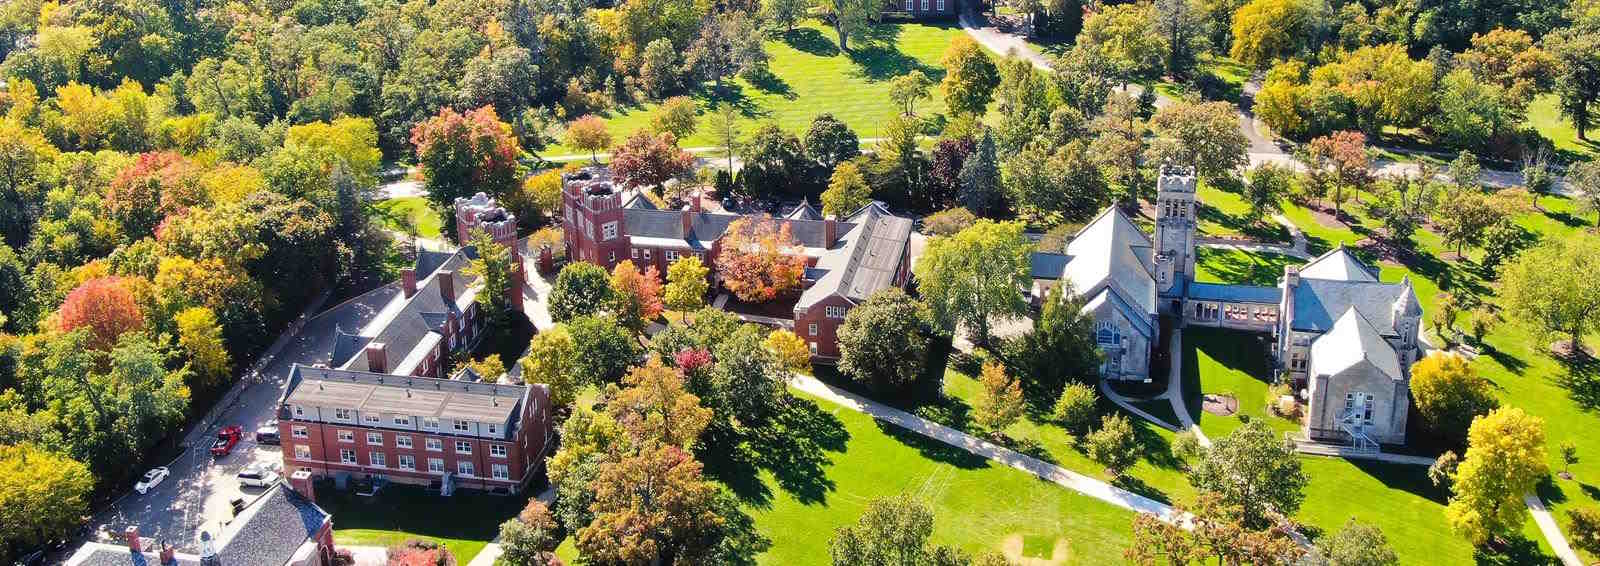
[
  {"left": 1290, "top": 352, "right": 1307, "bottom": 371},
  {"left": 920, "top": 0, "right": 928, "bottom": 10},
  {"left": 492, "top": 464, "right": 510, "bottom": 480},
  {"left": 398, "top": 455, "right": 415, "bottom": 471},
  {"left": 334, "top": 408, "right": 352, "bottom": 420},
  {"left": 632, "top": 248, "right": 640, "bottom": 259},
  {"left": 602, "top": 221, "right": 618, "bottom": 240},
  {"left": 809, "top": 342, "right": 818, "bottom": 354},
  {"left": 294, "top": 445, "right": 311, "bottom": 459},
  {"left": 491, "top": 444, "right": 508, "bottom": 458},
  {"left": 363, "top": 413, "right": 381, "bottom": 425},
  {"left": 426, "top": 438, "right": 443, "bottom": 452},
  {"left": 293, "top": 406, "right": 305, "bottom": 418},
  {"left": 904, "top": 0, "right": 912, "bottom": 9},
  {"left": 337, "top": 430, "right": 354, "bottom": 443},
  {"left": 664, "top": 250, "right": 678, "bottom": 261},
  {"left": 292, "top": 426, "right": 308, "bottom": 439},
  {"left": 458, "top": 461, "right": 475, "bottom": 477},
  {"left": 936, "top": 0, "right": 944, "bottom": 10},
  {"left": 396, "top": 435, "right": 413, "bottom": 449},
  {"left": 340, "top": 449, "right": 356, "bottom": 465},
  {"left": 643, "top": 249, "right": 651, "bottom": 260},
  {"left": 455, "top": 440, "right": 472, "bottom": 454},
  {"left": 1096, "top": 322, "right": 1121, "bottom": 346},
  {"left": 366, "top": 432, "right": 383, "bottom": 446},
  {"left": 487, "top": 423, "right": 499, "bottom": 435},
  {"left": 808, "top": 323, "right": 818, "bottom": 336},
  {"left": 608, "top": 251, "right": 616, "bottom": 263},
  {"left": 393, "top": 415, "right": 411, "bottom": 426},
  {"left": 825, "top": 306, "right": 846, "bottom": 319},
  {"left": 369, "top": 452, "right": 386, "bottom": 467},
  {"left": 454, "top": 419, "right": 471, "bottom": 432},
  {"left": 423, "top": 418, "right": 440, "bottom": 430},
  {"left": 428, "top": 458, "right": 445, "bottom": 473}
]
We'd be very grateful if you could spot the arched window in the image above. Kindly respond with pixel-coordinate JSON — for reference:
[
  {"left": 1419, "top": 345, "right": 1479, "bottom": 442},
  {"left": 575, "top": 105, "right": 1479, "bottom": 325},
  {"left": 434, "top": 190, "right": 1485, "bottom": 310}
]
[{"left": 1096, "top": 321, "right": 1121, "bottom": 346}]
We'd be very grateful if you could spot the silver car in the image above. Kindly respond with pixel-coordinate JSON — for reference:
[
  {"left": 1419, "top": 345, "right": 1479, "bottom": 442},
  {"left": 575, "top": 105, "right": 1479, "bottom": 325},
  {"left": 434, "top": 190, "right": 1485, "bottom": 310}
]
[
  {"left": 236, "top": 465, "right": 280, "bottom": 488},
  {"left": 134, "top": 467, "right": 169, "bottom": 494}
]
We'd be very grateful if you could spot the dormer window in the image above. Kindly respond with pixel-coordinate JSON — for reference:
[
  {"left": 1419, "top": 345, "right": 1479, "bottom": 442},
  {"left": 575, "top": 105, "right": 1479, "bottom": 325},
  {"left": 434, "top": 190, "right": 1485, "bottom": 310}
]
[
  {"left": 334, "top": 408, "right": 352, "bottom": 421},
  {"left": 423, "top": 418, "right": 440, "bottom": 430},
  {"left": 364, "top": 413, "right": 381, "bottom": 425},
  {"left": 454, "top": 419, "right": 471, "bottom": 432}
]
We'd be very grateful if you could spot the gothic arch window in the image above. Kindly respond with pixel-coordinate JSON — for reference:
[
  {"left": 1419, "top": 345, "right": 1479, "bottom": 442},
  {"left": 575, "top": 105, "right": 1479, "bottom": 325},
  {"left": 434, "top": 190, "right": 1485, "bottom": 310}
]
[{"left": 1096, "top": 321, "right": 1122, "bottom": 346}]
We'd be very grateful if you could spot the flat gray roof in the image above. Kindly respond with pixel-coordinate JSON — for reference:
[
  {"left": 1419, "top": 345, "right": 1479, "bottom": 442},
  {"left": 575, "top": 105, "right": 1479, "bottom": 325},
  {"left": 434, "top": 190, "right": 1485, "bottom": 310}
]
[{"left": 286, "top": 365, "right": 525, "bottom": 423}]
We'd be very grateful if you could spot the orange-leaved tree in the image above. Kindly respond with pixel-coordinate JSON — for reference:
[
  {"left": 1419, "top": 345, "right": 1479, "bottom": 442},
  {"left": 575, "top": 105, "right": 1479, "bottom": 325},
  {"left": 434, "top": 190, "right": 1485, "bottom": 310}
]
[
  {"left": 609, "top": 261, "right": 664, "bottom": 334},
  {"left": 716, "top": 215, "right": 806, "bottom": 303},
  {"left": 57, "top": 276, "right": 146, "bottom": 350}
]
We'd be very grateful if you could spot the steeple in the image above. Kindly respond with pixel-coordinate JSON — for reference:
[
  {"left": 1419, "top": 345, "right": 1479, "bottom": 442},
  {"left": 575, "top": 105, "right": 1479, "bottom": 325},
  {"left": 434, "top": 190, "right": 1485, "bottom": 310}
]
[{"left": 1153, "top": 164, "right": 1198, "bottom": 305}]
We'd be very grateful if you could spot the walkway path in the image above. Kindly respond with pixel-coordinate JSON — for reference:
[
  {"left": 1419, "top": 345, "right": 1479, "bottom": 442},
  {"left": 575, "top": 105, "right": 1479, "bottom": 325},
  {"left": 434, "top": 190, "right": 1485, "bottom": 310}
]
[
  {"left": 1097, "top": 376, "right": 1182, "bottom": 432},
  {"left": 788, "top": 374, "right": 1188, "bottom": 524},
  {"left": 1160, "top": 325, "right": 1211, "bottom": 448},
  {"left": 1527, "top": 494, "right": 1585, "bottom": 566},
  {"left": 1196, "top": 239, "right": 1310, "bottom": 260}
]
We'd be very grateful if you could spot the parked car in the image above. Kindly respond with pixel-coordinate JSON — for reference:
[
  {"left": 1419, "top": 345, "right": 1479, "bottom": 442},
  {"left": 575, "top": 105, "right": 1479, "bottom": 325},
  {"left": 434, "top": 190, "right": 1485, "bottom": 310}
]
[
  {"left": 255, "top": 420, "right": 280, "bottom": 445},
  {"left": 14, "top": 548, "right": 46, "bottom": 566},
  {"left": 211, "top": 425, "right": 243, "bottom": 457},
  {"left": 236, "top": 464, "right": 279, "bottom": 488},
  {"left": 134, "top": 467, "right": 169, "bottom": 494}
]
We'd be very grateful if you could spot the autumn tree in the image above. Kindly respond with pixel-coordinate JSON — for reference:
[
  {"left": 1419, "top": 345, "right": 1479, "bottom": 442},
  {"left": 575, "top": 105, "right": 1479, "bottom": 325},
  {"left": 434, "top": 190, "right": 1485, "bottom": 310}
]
[
  {"left": 56, "top": 276, "right": 145, "bottom": 350},
  {"left": 1127, "top": 492, "right": 1304, "bottom": 565},
  {"left": 651, "top": 96, "right": 700, "bottom": 140},
  {"left": 1086, "top": 413, "right": 1138, "bottom": 477},
  {"left": 914, "top": 220, "right": 1030, "bottom": 346},
  {"left": 498, "top": 500, "right": 562, "bottom": 566},
  {"left": 1446, "top": 407, "right": 1548, "bottom": 546},
  {"left": 828, "top": 495, "right": 967, "bottom": 565},
  {"left": 716, "top": 216, "right": 807, "bottom": 303},
  {"left": 610, "top": 131, "right": 694, "bottom": 194},
  {"left": 564, "top": 115, "right": 612, "bottom": 163},
  {"left": 838, "top": 288, "right": 933, "bottom": 393},
  {"left": 1230, "top": 0, "right": 1326, "bottom": 69},
  {"left": 0, "top": 443, "right": 93, "bottom": 553},
  {"left": 975, "top": 362, "right": 1025, "bottom": 435},
  {"left": 764, "top": 329, "right": 811, "bottom": 373},
  {"left": 1188, "top": 419, "right": 1308, "bottom": 529},
  {"left": 608, "top": 261, "right": 664, "bottom": 335},
  {"left": 1410, "top": 351, "right": 1498, "bottom": 445},
  {"left": 1497, "top": 232, "right": 1600, "bottom": 357},
  {"left": 821, "top": 161, "right": 871, "bottom": 219},
  {"left": 520, "top": 325, "right": 580, "bottom": 407},
  {"left": 105, "top": 152, "right": 202, "bottom": 237},
  {"left": 175, "top": 306, "right": 230, "bottom": 390},
  {"left": 1569, "top": 507, "right": 1600, "bottom": 559},
  {"left": 412, "top": 106, "right": 522, "bottom": 242},
  {"left": 1052, "top": 383, "right": 1099, "bottom": 436},
  {"left": 940, "top": 37, "right": 1001, "bottom": 116},
  {"left": 1302, "top": 131, "right": 1370, "bottom": 218},
  {"left": 550, "top": 263, "right": 614, "bottom": 323},
  {"left": 1148, "top": 100, "right": 1249, "bottom": 182},
  {"left": 663, "top": 255, "right": 710, "bottom": 314},
  {"left": 1078, "top": 2, "right": 1164, "bottom": 81},
  {"left": 889, "top": 70, "right": 934, "bottom": 116}
]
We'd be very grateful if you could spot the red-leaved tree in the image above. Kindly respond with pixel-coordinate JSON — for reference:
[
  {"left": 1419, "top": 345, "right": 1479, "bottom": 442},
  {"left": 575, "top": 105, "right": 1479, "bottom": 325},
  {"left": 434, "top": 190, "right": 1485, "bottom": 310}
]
[
  {"left": 1303, "top": 131, "right": 1370, "bottom": 218},
  {"left": 411, "top": 106, "right": 521, "bottom": 241},
  {"left": 716, "top": 216, "right": 807, "bottom": 303},
  {"left": 106, "top": 152, "right": 204, "bottom": 237},
  {"left": 608, "top": 261, "right": 664, "bottom": 334},
  {"left": 56, "top": 276, "right": 145, "bottom": 350},
  {"left": 609, "top": 131, "right": 694, "bottom": 194}
]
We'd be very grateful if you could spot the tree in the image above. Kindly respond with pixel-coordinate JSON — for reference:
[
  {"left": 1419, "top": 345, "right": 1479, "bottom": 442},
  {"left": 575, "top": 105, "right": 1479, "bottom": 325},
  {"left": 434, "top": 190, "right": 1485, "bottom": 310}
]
[
  {"left": 1078, "top": 2, "right": 1164, "bottom": 81},
  {"left": 412, "top": 106, "right": 522, "bottom": 241},
  {"left": 639, "top": 39, "right": 682, "bottom": 99},
  {"left": 1244, "top": 163, "right": 1292, "bottom": 221},
  {"left": 940, "top": 37, "right": 1001, "bottom": 116},
  {"left": 1086, "top": 413, "right": 1138, "bottom": 477},
  {"left": 709, "top": 327, "right": 791, "bottom": 426},
  {"left": 651, "top": 96, "right": 700, "bottom": 140},
  {"left": 1430, "top": 451, "right": 1460, "bottom": 489},
  {"left": 818, "top": 0, "right": 879, "bottom": 52},
  {"left": 1320, "top": 518, "right": 1399, "bottom": 566},
  {"left": 764, "top": 329, "right": 811, "bottom": 373},
  {"left": 838, "top": 288, "right": 933, "bottom": 393},
  {"left": 1450, "top": 151, "right": 1482, "bottom": 189},
  {"left": 386, "top": 539, "right": 455, "bottom": 566},
  {"left": 56, "top": 276, "right": 145, "bottom": 350},
  {"left": 1497, "top": 232, "right": 1600, "bottom": 357},
  {"left": 610, "top": 131, "right": 694, "bottom": 194},
  {"left": 1153, "top": 0, "right": 1209, "bottom": 76},
  {"left": 803, "top": 114, "right": 861, "bottom": 174},
  {"left": 0, "top": 444, "right": 93, "bottom": 553},
  {"left": 1432, "top": 188, "right": 1504, "bottom": 256},
  {"left": 1230, "top": 0, "right": 1325, "bottom": 69},
  {"left": 821, "top": 162, "right": 872, "bottom": 219},
  {"left": 1002, "top": 140, "right": 1107, "bottom": 221},
  {"left": 1303, "top": 131, "right": 1370, "bottom": 218},
  {"left": 521, "top": 325, "right": 580, "bottom": 407},
  {"left": 716, "top": 216, "right": 808, "bottom": 302},
  {"left": 564, "top": 115, "right": 612, "bottom": 163},
  {"left": 175, "top": 307, "right": 230, "bottom": 390},
  {"left": 1563, "top": 441, "right": 1580, "bottom": 477},
  {"left": 568, "top": 315, "right": 642, "bottom": 385},
  {"left": 663, "top": 256, "right": 710, "bottom": 314},
  {"left": 922, "top": 207, "right": 977, "bottom": 237},
  {"left": 1430, "top": 69, "right": 1515, "bottom": 151},
  {"left": 762, "top": 0, "right": 808, "bottom": 32},
  {"left": 686, "top": 12, "right": 769, "bottom": 89},
  {"left": 579, "top": 447, "right": 724, "bottom": 566},
  {"left": 1092, "top": 92, "right": 1150, "bottom": 206},
  {"left": 1149, "top": 100, "right": 1249, "bottom": 182},
  {"left": 1566, "top": 160, "right": 1600, "bottom": 224},
  {"left": 975, "top": 362, "right": 1025, "bottom": 435},
  {"left": 465, "top": 231, "right": 518, "bottom": 333},
  {"left": 608, "top": 261, "right": 664, "bottom": 335},
  {"left": 958, "top": 132, "right": 1004, "bottom": 217},
  {"left": 914, "top": 219, "right": 1030, "bottom": 346},
  {"left": 499, "top": 501, "right": 562, "bottom": 566},
  {"left": 1569, "top": 507, "right": 1600, "bottom": 558},
  {"left": 550, "top": 263, "right": 614, "bottom": 323},
  {"left": 1544, "top": 25, "right": 1600, "bottom": 140},
  {"left": 828, "top": 495, "right": 967, "bottom": 565},
  {"left": 607, "top": 359, "right": 714, "bottom": 448},
  {"left": 1446, "top": 407, "right": 1548, "bottom": 546},
  {"left": 1052, "top": 382, "right": 1099, "bottom": 436},
  {"left": 890, "top": 70, "right": 934, "bottom": 116},
  {"left": 926, "top": 138, "right": 975, "bottom": 210},
  {"left": 705, "top": 106, "right": 741, "bottom": 171},
  {"left": 1410, "top": 351, "right": 1498, "bottom": 445},
  {"left": 1457, "top": 29, "right": 1554, "bottom": 117},
  {"left": 739, "top": 122, "right": 810, "bottom": 198},
  {"left": 1188, "top": 419, "right": 1308, "bottom": 529},
  {"left": 1006, "top": 285, "right": 1101, "bottom": 397}
]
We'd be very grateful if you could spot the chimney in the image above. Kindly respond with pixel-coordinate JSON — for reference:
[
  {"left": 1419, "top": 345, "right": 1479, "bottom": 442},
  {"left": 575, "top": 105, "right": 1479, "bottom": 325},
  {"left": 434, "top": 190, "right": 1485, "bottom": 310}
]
[
  {"left": 288, "top": 469, "right": 316, "bottom": 504},
  {"left": 160, "top": 542, "right": 177, "bottom": 566},
  {"left": 402, "top": 268, "right": 417, "bottom": 298},
  {"left": 125, "top": 526, "right": 142, "bottom": 553},
  {"left": 824, "top": 218, "right": 837, "bottom": 248},
  {"left": 365, "top": 342, "right": 388, "bottom": 374},
  {"left": 1283, "top": 265, "right": 1300, "bottom": 289},
  {"left": 691, "top": 189, "right": 703, "bottom": 212},
  {"left": 681, "top": 206, "right": 693, "bottom": 237},
  {"left": 438, "top": 270, "right": 455, "bottom": 302}
]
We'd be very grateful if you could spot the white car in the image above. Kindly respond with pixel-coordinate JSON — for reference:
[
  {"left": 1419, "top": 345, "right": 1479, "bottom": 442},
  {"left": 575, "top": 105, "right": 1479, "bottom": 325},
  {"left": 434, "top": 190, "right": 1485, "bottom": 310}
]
[
  {"left": 134, "top": 467, "right": 169, "bottom": 494},
  {"left": 236, "top": 465, "right": 280, "bottom": 488}
]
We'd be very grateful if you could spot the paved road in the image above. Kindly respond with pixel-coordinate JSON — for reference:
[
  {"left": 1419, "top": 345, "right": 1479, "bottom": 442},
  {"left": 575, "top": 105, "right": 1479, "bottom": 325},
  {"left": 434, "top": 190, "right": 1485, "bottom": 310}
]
[{"left": 85, "top": 286, "right": 400, "bottom": 552}]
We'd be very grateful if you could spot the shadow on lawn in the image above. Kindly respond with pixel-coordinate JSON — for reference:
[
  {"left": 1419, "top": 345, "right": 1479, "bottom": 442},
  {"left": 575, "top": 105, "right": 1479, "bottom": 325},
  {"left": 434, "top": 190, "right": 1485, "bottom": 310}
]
[
  {"left": 781, "top": 27, "right": 840, "bottom": 57},
  {"left": 1180, "top": 327, "right": 1275, "bottom": 430},
  {"left": 742, "top": 67, "right": 795, "bottom": 99},
  {"left": 1195, "top": 247, "right": 1300, "bottom": 286},
  {"left": 1555, "top": 354, "right": 1600, "bottom": 411},
  {"left": 1474, "top": 536, "right": 1561, "bottom": 566},
  {"left": 701, "top": 397, "right": 850, "bottom": 507},
  {"left": 317, "top": 483, "right": 526, "bottom": 548},
  {"left": 1347, "top": 459, "right": 1449, "bottom": 504},
  {"left": 1197, "top": 203, "right": 1289, "bottom": 244}
]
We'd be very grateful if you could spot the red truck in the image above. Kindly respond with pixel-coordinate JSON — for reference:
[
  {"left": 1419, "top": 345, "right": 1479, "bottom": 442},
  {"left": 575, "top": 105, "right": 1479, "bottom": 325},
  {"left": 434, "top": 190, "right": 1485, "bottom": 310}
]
[{"left": 210, "top": 425, "right": 243, "bottom": 457}]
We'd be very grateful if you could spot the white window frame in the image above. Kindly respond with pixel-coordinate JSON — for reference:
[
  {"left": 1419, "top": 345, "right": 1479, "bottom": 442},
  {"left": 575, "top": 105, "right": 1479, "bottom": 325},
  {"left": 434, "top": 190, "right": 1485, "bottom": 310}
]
[
  {"left": 363, "top": 413, "right": 381, "bottom": 425},
  {"left": 369, "top": 451, "right": 386, "bottom": 468},
  {"left": 340, "top": 449, "right": 357, "bottom": 464},
  {"left": 366, "top": 432, "right": 383, "bottom": 446},
  {"left": 423, "top": 418, "right": 440, "bottom": 430},
  {"left": 643, "top": 249, "right": 652, "bottom": 260},
  {"left": 632, "top": 248, "right": 640, "bottom": 259},
  {"left": 487, "top": 423, "right": 499, "bottom": 435},
  {"left": 337, "top": 430, "right": 354, "bottom": 443},
  {"left": 396, "top": 435, "right": 413, "bottom": 449},
  {"left": 393, "top": 415, "right": 411, "bottom": 426},
  {"left": 426, "top": 438, "right": 443, "bottom": 452},
  {"left": 491, "top": 444, "right": 508, "bottom": 458},
  {"left": 293, "top": 406, "right": 305, "bottom": 418},
  {"left": 602, "top": 221, "right": 618, "bottom": 240},
  {"left": 292, "top": 426, "right": 308, "bottom": 439},
  {"left": 920, "top": 0, "right": 928, "bottom": 10},
  {"left": 937, "top": 0, "right": 944, "bottom": 10},
  {"left": 492, "top": 464, "right": 510, "bottom": 480},
  {"left": 398, "top": 455, "right": 416, "bottom": 470},
  {"left": 825, "top": 306, "right": 846, "bottom": 319},
  {"left": 294, "top": 445, "right": 311, "bottom": 459},
  {"left": 334, "top": 408, "right": 352, "bottom": 421},
  {"left": 454, "top": 419, "right": 471, "bottom": 432},
  {"left": 664, "top": 250, "right": 678, "bottom": 261},
  {"left": 808, "top": 323, "right": 818, "bottom": 336},
  {"left": 458, "top": 461, "right": 475, "bottom": 477},
  {"left": 904, "top": 0, "right": 912, "bottom": 10},
  {"left": 428, "top": 458, "right": 445, "bottom": 473},
  {"left": 455, "top": 440, "right": 472, "bottom": 454},
  {"left": 609, "top": 250, "right": 616, "bottom": 263}
]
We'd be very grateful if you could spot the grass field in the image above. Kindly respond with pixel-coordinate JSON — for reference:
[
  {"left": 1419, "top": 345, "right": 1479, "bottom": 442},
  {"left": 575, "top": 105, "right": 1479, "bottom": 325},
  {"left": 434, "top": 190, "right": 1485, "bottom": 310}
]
[
  {"left": 1528, "top": 94, "right": 1600, "bottom": 163},
  {"left": 1195, "top": 181, "right": 1292, "bottom": 243},
  {"left": 374, "top": 196, "right": 443, "bottom": 239},
  {"left": 543, "top": 21, "right": 966, "bottom": 155},
  {"left": 318, "top": 483, "right": 527, "bottom": 562},
  {"left": 1195, "top": 247, "right": 1302, "bottom": 286}
]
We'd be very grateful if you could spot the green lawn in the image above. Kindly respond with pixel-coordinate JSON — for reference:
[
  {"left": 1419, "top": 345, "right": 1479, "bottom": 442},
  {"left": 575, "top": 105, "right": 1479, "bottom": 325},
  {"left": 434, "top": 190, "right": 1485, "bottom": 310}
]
[
  {"left": 1528, "top": 94, "right": 1600, "bottom": 163},
  {"left": 374, "top": 196, "right": 443, "bottom": 239},
  {"left": 544, "top": 20, "right": 966, "bottom": 155},
  {"left": 1195, "top": 247, "right": 1302, "bottom": 286},
  {"left": 317, "top": 483, "right": 527, "bottom": 562},
  {"left": 1180, "top": 326, "right": 1300, "bottom": 440},
  {"left": 1195, "top": 181, "right": 1292, "bottom": 243}
]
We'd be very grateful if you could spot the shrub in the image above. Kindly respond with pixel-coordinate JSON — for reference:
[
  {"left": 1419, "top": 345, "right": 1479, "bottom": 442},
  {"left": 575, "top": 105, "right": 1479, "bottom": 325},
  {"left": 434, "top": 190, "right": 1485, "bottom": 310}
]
[
  {"left": 386, "top": 539, "right": 454, "bottom": 566},
  {"left": 1171, "top": 430, "right": 1204, "bottom": 467},
  {"left": 1051, "top": 382, "right": 1099, "bottom": 436},
  {"left": 1085, "top": 413, "right": 1138, "bottom": 477}
]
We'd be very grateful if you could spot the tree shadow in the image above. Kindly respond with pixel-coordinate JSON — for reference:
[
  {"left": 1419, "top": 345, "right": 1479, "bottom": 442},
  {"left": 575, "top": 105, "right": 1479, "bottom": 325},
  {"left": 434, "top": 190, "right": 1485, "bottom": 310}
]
[
  {"left": 1478, "top": 343, "right": 1528, "bottom": 378},
  {"left": 1197, "top": 203, "right": 1291, "bottom": 244},
  {"left": 846, "top": 42, "right": 939, "bottom": 82},
  {"left": 698, "top": 421, "right": 774, "bottom": 506},
  {"left": 1347, "top": 459, "right": 1449, "bottom": 505},
  {"left": 1473, "top": 535, "right": 1561, "bottom": 566},
  {"left": 1111, "top": 473, "right": 1171, "bottom": 504},
  {"left": 742, "top": 67, "right": 795, "bottom": 99},
  {"left": 1543, "top": 208, "right": 1590, "bottom": 229},
  {"left": 874, "top": 419, "right": 991, "bottom": 469},
  {"left": 781, "top": 27, "right": 840, "bottom": 57},
  {"left": 1195, "top": 247, "right": 1301, "bottom": 286},
  {"left": 746, "top": 398, "right": 848, "bottom": 504},
  {"left": 1555, "top": 354, "right": 1600, "bottom": 411},
  {"left": 703, "top": 85, "right": 769, "bottom": 121}
]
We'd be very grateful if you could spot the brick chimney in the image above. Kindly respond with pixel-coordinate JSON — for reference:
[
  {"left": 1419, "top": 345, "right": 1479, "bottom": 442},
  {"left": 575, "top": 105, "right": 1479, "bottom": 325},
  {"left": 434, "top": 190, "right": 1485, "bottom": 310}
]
[
  {"left": 125, "top": 525, "right": 142, "bottom": 553},
  {"left": 288, "top": 469, "right": 316, "bottom": 504},
  {"left": 823, "top": 218, "right": 837, "bottom": 248},
  {"left": 437, "top": 270, "right": 455, "bottom": 303},
  {"left": 402, "top": 268, "right": 417, "bottom": 298},
  {"left": 680, "top": 206, "right": 694, "bottom": 237},
  {"left": 365, "top": 342, "right": 388, "bottom": 374}
]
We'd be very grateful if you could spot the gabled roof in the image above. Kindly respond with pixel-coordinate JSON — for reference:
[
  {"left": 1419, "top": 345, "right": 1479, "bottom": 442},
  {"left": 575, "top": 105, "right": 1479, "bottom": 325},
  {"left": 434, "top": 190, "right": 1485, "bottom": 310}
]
[
  {"left": 1309, "top": 308, "right": 1402, "bottom": 380},
  {"left": 1299, "top": 245, "right": 1379, "bottom": 282},
  {"left": 343, "top": 250, "right": 478, "bottom": 374},
  {"left": 784, "top": 201, "right": 822, "bottom": 220},
  {"left": 1290, "top": 277, "right": 1413, "bottom": 337},
  {"left": 796, "top": 203, "right": 914, "bottom": 309},
  {"left": 65, "top": 483, "right": 328, "bottom": 566},
  {"left": 1055, "top": 206, "right": 1158, "bottom": 318},
  {"left": 286, "top": 364, "right": 527, "bottom": 426},
  {"left": 1029, "top": 252, "right": 1073, "bottom": 280}
]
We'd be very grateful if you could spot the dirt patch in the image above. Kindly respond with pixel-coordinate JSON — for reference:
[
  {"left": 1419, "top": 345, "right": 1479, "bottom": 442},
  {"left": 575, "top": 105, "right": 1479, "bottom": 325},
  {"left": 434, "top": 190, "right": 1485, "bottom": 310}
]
[
  {"left": 1550, "top": 340, "right": 1596, "bottom": 361},
  {"left": 1203, "top": 394, "right": 1239, "bottom": 417},
  {"left": 1000, "top": 534, "right": 1069, "bottom": 566},
  {"left": 1305, "top": 205, "right": 1348, "bottom": 231}
]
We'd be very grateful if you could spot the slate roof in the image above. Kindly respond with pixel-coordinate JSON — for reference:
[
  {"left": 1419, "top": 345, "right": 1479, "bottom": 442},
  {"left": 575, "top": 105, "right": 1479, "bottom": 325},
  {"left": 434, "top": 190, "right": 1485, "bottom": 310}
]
[
  {"left": 1299, "top": 245, "right": 1378, "bottom": 282},
  {"left": 342, "top": 250, "right": 477, "bottom": 374},
  {"left": 285, "top": 364, "right": 528, "bottom": 427},
  {"left": 784, "top": 201, "right": 823, "bottom": 220},
  {"left": 1309, "top": 308, "right": 1403, "bottom": 380},
  {"left": 65, "top": 484, "right": 327, "bottom": 566},
  {"left": 1047, "top": 206, "right": 1158, "bottom": 319},
  {"left": 1187, "top": 282, "right": 1282, "bottom": 304},
  {"left": 796, "top": 203, "right": 914, "bottom": 309},
  {"left": 1290, "top": 277, "right": 1415, "bottom": 337},
  {"left": 1029, "top": 252, "right": 1073, "bottom": 280},
  {"left": 330, "top": 326, "right": 371, "bottom": 368}
]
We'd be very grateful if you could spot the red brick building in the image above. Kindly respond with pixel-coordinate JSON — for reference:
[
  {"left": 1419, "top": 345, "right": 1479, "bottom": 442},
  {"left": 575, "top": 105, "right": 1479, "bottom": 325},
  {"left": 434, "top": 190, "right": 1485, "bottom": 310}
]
[
  {"left": 562, "top": 166, "right": 915, "bottom": 359},
  {"left": 276, "top": 364, "right": 553, "bottom": 494}
]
